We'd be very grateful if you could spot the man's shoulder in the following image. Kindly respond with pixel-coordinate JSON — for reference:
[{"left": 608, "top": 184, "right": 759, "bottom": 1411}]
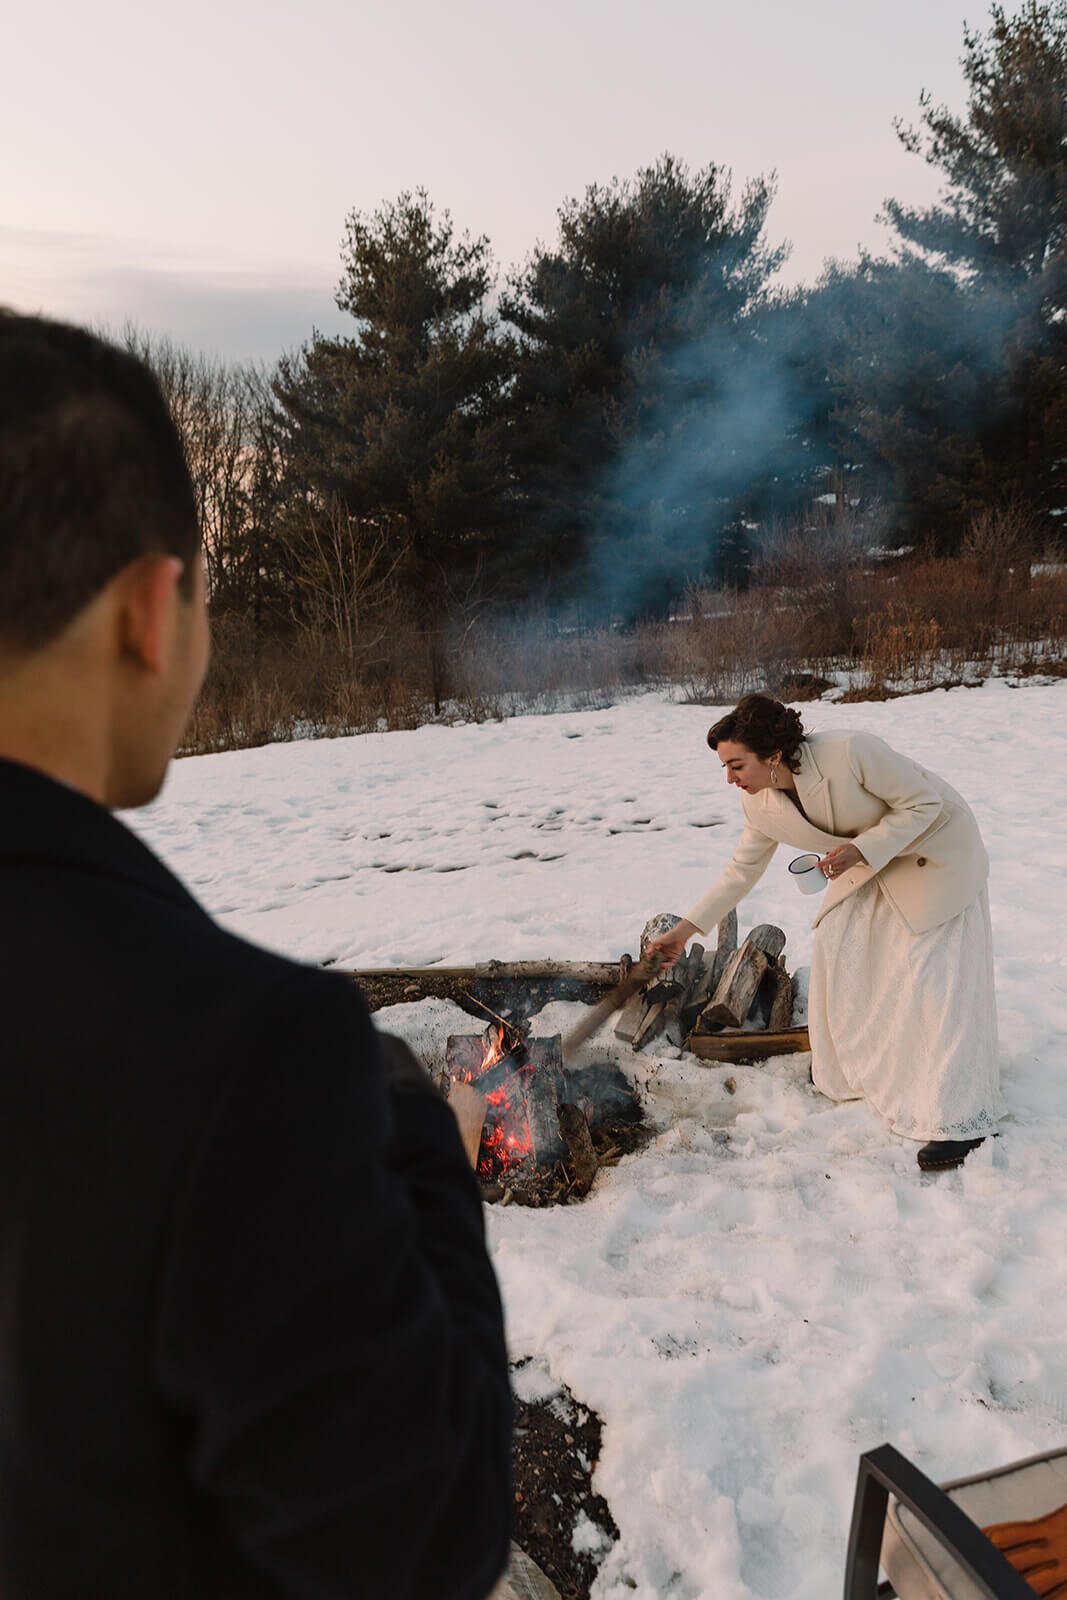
[{"left": 0, "top": 759, "right": 364, "bottom": 1033}]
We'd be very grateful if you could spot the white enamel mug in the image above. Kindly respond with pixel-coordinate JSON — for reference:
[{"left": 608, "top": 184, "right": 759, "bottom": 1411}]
[{"left": 788, "top": 852, "right": 828, "bottom": 895}]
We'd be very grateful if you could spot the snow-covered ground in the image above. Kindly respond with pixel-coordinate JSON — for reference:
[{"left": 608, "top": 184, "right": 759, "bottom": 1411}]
[{"left": 130, "top": 679, "right": 1067, "bottom": 1600}]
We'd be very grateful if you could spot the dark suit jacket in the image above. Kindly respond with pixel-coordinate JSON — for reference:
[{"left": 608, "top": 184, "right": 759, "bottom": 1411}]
[{"left": 0, "top": 757, "right": 511, "bottom": 1598}]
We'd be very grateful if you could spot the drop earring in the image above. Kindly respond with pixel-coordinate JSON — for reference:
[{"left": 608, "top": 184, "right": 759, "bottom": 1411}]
[{"left": 770, "top": 763, "right": 779, "bottom": 785}]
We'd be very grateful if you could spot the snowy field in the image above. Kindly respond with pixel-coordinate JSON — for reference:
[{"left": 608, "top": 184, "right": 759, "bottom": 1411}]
[{"left": 129, "top": 678, "right": 1067, "bottom": 1600}]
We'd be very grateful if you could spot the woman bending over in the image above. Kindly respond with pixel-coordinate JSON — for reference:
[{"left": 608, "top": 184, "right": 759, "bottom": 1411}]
[{"left": 648, "top": 695, "right": 1002, "bottom": 1172}]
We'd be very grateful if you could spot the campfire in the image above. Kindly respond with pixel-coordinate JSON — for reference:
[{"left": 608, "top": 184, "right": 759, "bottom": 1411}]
[
  {"left": 444, "top": 1015, "right": 641, "bottom": 1204},
  {"left": 424, "top": 910, "right": 811, "bottom": 1204},
  {"left": 447, "top": 1019, "right": 568, "bottom": 1183}
]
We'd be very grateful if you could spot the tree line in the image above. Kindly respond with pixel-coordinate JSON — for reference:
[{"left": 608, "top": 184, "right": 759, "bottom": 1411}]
[{"left": 139, "top": 0, "right": 1067, "bottom": 671}]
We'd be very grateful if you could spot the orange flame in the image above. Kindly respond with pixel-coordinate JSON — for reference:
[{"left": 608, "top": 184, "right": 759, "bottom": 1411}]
[{"left": 474, "top": 1022, "right": 533, "bottom": 1181}]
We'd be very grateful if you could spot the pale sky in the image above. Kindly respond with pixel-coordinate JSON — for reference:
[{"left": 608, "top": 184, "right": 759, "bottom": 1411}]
[{"left": 2, "top": 0, "right": 1009, "bottom": 363}]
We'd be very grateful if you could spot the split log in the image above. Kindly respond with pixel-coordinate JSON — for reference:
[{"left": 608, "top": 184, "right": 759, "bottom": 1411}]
[
  {"left": 664, "top": 1002, "right": 688, "bottom": 1049},
  {"left": 445, "top": 1035, "right": 486, "bottom": 1081},
  {"left": 556, "top": 1102, "right": 599, "bottom": 1196},
  {"left": 687, "top": 1026, "right": 811, "bottom": 1063},
  {"left": 614, "top": 990, "right": 646, "bottom": 1044},
  {"left": 681, "top": 952, "right": 719, "bottom": 1032},
  {"left": 701, "top": 909, "right": 739, "bottom": 999},
  {"left": 702, "top": 939, "right": 770, "bottom": 1028},
  {"left": 767, "top": 962, "right": 795, "bottom": 1031},
  {"left": 700, "top": 923, "right": 788, "bottom": 1029},
  {"left": 631, "top": 1000, "right": 667, "bottom": 1051},
  {"left": 525, "top": 1050, "right": 568, "bottom": 1165},
  {"left": 664, "top": 943, "right": 704, "bottom": 1046},
  {"left": 745, "top": 923, "right": 787, "bottom": 962}
]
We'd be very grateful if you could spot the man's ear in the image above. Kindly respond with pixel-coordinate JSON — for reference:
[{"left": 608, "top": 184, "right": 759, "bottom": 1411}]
[{"left": 115, "top": 556, "right": 185, "bottom": 675}]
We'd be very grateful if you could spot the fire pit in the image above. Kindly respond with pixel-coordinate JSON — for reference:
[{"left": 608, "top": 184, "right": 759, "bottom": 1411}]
[
  {"left": 445, "top": 1018, "right": 646, "bottom": 1205},
  {"left": 447, "top": 1021, "right": 568, "bottom": 1181}
]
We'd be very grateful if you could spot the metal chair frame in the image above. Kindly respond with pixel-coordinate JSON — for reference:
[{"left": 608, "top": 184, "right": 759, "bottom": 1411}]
[{"left": 844, "top": 1443, "right": 1038, "bottom": 1600}]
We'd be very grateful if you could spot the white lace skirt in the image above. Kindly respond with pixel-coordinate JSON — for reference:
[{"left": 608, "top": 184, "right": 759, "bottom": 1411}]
[{"left": 809, "top": 881, "right": 1003, "bottom": 1141}]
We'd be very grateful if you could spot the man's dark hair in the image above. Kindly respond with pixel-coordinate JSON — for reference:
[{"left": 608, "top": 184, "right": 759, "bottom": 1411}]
[{"left": 0, "top": 311, "right": 199, "bottom": 652}]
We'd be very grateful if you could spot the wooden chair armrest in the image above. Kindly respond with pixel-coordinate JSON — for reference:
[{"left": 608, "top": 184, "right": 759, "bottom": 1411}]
[{"left": 844, "top": 1443, "right": 1038, "bottom": 1600}]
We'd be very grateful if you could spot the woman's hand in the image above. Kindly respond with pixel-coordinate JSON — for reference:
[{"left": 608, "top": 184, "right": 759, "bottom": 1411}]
[
  {"left": 645, "top": 918, "right": 700, "bottom": 969},
  {"left": 818, "top": 844, "right": 867, "bottom": 880}
]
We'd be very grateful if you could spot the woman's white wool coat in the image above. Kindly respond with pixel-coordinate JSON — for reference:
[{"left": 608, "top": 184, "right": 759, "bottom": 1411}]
[{"left": 684, "top": 730, "right": 989, "bottom": 938}]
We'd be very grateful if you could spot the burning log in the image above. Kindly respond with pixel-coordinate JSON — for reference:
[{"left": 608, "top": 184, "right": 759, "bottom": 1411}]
[
  {"left": 445, "top": 1026, "right": 567, "bottom": 1181},
  {"left": 556, "top": 1102, "right": 598, "bottom": 1196},
  {"left": 524, "top": 1053, "right": 568, "bottom": 1168}
]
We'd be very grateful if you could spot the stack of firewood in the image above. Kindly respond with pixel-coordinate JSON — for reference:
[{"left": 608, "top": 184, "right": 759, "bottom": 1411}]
[{"left": 615, "top": 910, "right": 810, "bottom": 1063}]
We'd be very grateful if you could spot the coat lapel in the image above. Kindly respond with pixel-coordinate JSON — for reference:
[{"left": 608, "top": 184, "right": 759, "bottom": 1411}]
[
  {"left": 745, "top": 742, "right": 839, "bottom": 851},
  {"left": 792, "top": 740, "right": 834, "bottom": 834}
]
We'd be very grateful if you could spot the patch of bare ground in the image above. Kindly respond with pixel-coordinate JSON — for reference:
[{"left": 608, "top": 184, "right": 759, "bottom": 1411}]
[{"left": 510, "top": 1367, "right": 618, "bottom": 1600}]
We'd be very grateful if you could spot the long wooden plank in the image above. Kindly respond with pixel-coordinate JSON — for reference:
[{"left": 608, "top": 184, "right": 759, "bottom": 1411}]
[
  {"left": 687, "top": 1027, "right": 811, "bottom": 1063},
  {"left": 343, "top": 961, "right": 621, "bottom": 982}
]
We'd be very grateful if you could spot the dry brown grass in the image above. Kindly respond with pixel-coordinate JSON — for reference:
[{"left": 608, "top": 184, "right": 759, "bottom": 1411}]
[{"left": 180, "top": 531, "right": 1067, "bottom": 754}]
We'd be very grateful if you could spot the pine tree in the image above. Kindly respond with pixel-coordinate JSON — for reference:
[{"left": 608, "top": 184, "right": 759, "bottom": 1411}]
[
  {"left": 501, "top": 155, "right": 787, "bottom": 616},
  {"left": 272, "top": 191, "right": 515, "bottom": 598},
  {"left": 869, "top": 1, "right": 1067, "bottom": 534}
]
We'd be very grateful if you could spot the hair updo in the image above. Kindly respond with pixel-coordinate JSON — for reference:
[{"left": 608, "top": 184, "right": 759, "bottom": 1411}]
[{"left": 706, "top": 694, "right": 806, "bottom": 773}]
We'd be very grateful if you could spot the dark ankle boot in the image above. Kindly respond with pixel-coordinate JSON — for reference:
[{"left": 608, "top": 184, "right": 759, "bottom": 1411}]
[{"left": 917, "top": 1137, "right": 985, "bottom": 1171}]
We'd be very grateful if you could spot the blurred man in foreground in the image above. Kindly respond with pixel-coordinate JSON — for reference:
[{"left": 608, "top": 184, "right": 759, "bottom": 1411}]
[{"left": 0, "top": 310, "right": 510, "bottom": 1599}]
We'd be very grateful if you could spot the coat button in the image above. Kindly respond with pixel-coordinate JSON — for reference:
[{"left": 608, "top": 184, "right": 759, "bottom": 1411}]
[{"left": 916, "top": 857, "right": 927, "bottom": 866}]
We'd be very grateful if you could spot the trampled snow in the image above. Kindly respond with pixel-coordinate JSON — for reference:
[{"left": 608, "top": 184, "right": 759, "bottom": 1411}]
[{"left": 129, "top": 679, "right": 1067, "bottom": 1600}]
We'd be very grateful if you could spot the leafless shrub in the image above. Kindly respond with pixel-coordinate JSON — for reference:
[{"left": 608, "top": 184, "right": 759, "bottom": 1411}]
[
  {"left": 287, "top": 502, "right": 410, "bottom": 662},
  {"left": 960, "top": 499, "right": 1039, "bottom": 586},
  {"left": 180, "top": 523, "right": 1067, "bottom": 754}
]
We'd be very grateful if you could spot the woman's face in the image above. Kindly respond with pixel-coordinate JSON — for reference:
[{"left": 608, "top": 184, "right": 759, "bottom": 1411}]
[{"left": 716, "top": 739, "right": 780, "bottom": 794}]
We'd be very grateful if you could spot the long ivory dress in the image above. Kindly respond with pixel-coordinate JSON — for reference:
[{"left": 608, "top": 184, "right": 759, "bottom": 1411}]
[{"left": 807, "top": 878, "right": 1003, "bottom": 1141}]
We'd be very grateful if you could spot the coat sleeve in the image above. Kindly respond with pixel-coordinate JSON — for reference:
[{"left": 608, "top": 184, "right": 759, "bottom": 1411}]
[
  {"left": 843, "top": 733, "right": 946, "bottom": 875},
  {"left": 152, "top": 969, "right": 512, "bottom": 1600},
  {"left": 683, "top": 810, "right": 779, "bottom": 934}
]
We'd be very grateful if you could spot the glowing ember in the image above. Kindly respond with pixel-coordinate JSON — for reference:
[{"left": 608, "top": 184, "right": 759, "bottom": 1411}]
[
  {"left": 473, "top": 1022, "right": 534, "bottom": 1181},
  {"left": 446, "top": 1023, "right": 566, "bottom": 1183}
]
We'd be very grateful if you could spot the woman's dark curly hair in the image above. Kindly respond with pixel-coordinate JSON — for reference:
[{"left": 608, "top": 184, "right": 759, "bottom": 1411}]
[{"left": 706, "top": 694, "right": 806, "bottom": 773}]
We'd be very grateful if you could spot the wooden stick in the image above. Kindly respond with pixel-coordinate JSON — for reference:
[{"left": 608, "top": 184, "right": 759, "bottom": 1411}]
[
  {"left": 563, "top": 951, "right": 665, "bottom": 1052},
  {"left": 460, "top": 992, "right": 519, "bottom": 1031}
]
